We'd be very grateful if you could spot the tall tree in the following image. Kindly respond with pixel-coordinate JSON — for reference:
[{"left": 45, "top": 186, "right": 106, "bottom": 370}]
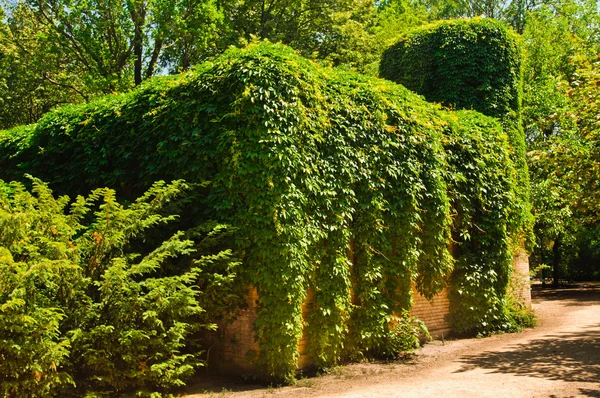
[
  {"left": 8, "top": 0, "right": 223, "bottom": 92},
  {"left": 522, "top": 0, "right": 600, "bottom": 284},
  {"left": 313, "top": 0, "right": 430, "bottom": 74},
  {"left": 0, "top": 4, "right": 86, "bottom": 128},
  {"left": 221, "top": 0, "right": 357, "bottom": 57},
  {"left": 158, "top": 0, "right": 225, "bottom": 72}
]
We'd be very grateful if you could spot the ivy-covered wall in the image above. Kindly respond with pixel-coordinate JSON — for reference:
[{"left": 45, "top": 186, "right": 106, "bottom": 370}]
[
  {"left": 380, "top": 19, "right": 533, "bottom": 336},
  {"left": 0, "top": 42, "right": 527, "bottom": 382},
  {"left": 379, "top": 18, "right": 531, "bottom": 238}
]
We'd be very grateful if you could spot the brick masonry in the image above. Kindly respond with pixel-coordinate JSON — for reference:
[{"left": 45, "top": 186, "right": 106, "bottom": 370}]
[
  {"left": 208, "top": 287, "right": 260, "bottom": 374},
  {"left": 411, "top": 288, "right": 452, "bottom": 339},
  {"left": 208, "top": 252, "right": 531, "bottom": 374},
  {"left": 512, "top": 250, "right": 532, "bottom": 306}
]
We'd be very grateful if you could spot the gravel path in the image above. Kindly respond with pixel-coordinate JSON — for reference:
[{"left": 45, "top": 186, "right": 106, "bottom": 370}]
[{"left": 186, "top": 283, "right": 600, "bottom": 398}]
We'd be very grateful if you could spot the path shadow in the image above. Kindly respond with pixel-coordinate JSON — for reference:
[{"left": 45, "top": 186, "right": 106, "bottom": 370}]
[
  {"left": 182, "top": 370, "right": 267, "bottom": 395},
  {"left": 455, "top": 325, "right": 600, "bottom": 386},
  {"left": 578, "top": 389, "right": 600, "bottom": 398},
  {"left": 532, "top": 283, "right": 600, "bottom": 307}
]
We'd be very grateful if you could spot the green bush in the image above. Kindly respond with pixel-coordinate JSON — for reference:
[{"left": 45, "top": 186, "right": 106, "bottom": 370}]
[
  {"left": 0, "top": 42, "right": 525, "bottom": 382},
  {"left": 0, "top": 178, "right": 239, "bottom": 397}
]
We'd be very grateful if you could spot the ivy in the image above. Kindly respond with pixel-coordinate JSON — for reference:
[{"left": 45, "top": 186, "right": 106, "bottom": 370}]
[
  {"left": 380, "top": 18, "right": 522, "bottom": 121},
  {"left": 380, "top": 20, "right": 533, "bottom": 335},
  {"left": 0, "top": 41, "right": 528, "bottom": 382},
  {"left": 443, "top": 112, "right": 519, "bottom": 334}
]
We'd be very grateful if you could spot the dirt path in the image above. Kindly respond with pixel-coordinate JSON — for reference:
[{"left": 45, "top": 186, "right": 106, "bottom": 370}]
[{"left": 186, "top": 283, "right": 600, "bottom": 398}]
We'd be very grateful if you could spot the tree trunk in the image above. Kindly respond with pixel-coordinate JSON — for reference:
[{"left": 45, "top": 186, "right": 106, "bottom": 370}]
[
  {"left": 181, "top": 52, "right": 190, "bottom": 71},
  {"left": 552, "top": 235, "right": 562, "bottom": 287},
  {"left": 145, "top": 37, "right": 163, "bottom": 79},
  {"left": 130, "top": 5, "right": 146, "bottom": 86},
  {"left": 133, "top": 26, "right": 143, "bottom": 86},
  {"left": 540, "top": 235, "right": 546, "bottom": 288}
]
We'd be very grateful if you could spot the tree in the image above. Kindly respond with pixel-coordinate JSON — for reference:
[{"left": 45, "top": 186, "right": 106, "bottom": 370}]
[
  {"left": 528, "top": 161, "right": 577, "bottom": 285},
  {"left": 527, "top": 57, "right": 600, "bottom": 284},
  {"left": 221, "top": 0, "right": 364, "bottom": 58},
  {"left": 521, "top": 4, "right": 583, "bottom": 144},
  {"left": 557, "top": 58, "right": 600, "bottom": 222},
  {"left": 317, "top": 0, "right": 430, "bottom": 74},
  {"left": 6, "top": 0, "right": 223, "bottom": 92},
  {"left": 0, "top": 4, "right": 86, "bottom": 129},
  {"left": 521, "top": 0, "right": 600, "bottom": 208},
  {"left": 0, "top": 0, "right": 224, "bottom": 128},
  {"left": 158, "top": 0, "right": 225, "bottom": 72}
]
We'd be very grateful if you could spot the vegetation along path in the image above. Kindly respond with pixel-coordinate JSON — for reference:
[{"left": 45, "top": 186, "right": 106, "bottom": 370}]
[{"left": 189, "top": 283, "right": 600, "bottom": 398}]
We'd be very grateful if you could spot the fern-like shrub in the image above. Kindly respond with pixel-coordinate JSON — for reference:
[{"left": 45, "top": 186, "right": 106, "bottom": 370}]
[{"left": 0, "top": 178, "right": 239, "bottom": 397}]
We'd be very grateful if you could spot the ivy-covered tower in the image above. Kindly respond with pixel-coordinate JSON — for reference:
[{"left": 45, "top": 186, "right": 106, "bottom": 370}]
[
  {"left": 380, "top": 18, "right": 522, "bottom": 120},
  {"left": 380, "top": 18, "right": 533, "bottom": 333}
]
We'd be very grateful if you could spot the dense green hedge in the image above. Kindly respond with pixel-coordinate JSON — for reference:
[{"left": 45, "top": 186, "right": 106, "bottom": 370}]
[{"left": 0, "top": 42, "right": 526, "bottom": 383}]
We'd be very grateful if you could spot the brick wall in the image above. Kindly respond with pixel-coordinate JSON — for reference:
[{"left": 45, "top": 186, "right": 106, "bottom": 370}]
[
  {"left": 410, "top": 288, "right": 451, "bottom": 339},
  {"left": 208, "top": 251, "right": 531, "bottom": 374},
  {"left": 208, "top": 287, "right": 315, "bottom": 374},
  {"left": 208, "top": 287, "right": 259, "bottom": 374},
  {"left": 511, "top": 250, "right": 532, "bottom": 307}
]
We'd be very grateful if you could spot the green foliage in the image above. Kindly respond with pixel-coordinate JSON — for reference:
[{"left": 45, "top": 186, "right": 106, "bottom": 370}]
[
  {"left": 521, "top": 1, "right": 600, "bottom": 144},
  {"left": 380, "top": 18, "right": 522, "bottom": 120},
  {"left": 379, "top": 18, "right": 531, "bottom": 236},
  {"left": 0, "top": 42, "right": 523, "bottom": 382},
  {"left": 221, "top": 0, "right": 355, "bottom": 58},
  {"left": 527, "top": 169, "right": 577, "bottom": 284},
  {"left": 0, "top": 248, "right": 74, "bottom": 397},
  {"left": 553, "top": 59, "right": 600, "bottom": 222},
  {"left": 569, "top": 227, "right": 600, "bottom": 281},
  {"left": 443, "top": 111, "right": 520, "bottom": 335},
  {"left": 14, "top": 0, "right": 223, "bottom": 89},
  {"left": 0, "top": 178, "right": 238, "bottom": 397},
  {"left": 522, "top": 0, "right": 600, "bottom": 285},
  {"left": 318, "top": 0, "right": 431, "bottom": 75},
  {"left": 506, "top": 290, "right": 536, "bottom": 330},
  {"left": 372, "top": 313, "right": 427, "bottom": 359},
  {"left": 379, "top": 19, "right": 532, "bottom": 335},
  {"left": 0, "top": 4, "right": 88, "bottom": 129},
  {"left": 0, "top": 0, "right": 224, "bottom": 129},
  {"left": 526, "top": 57, "right": 600, "bottom": 284}
]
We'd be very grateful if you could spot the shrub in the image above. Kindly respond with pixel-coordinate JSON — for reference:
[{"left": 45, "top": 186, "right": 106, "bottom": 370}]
[{"left": 0, "top": 178, "right": 239, "bottom": 397}]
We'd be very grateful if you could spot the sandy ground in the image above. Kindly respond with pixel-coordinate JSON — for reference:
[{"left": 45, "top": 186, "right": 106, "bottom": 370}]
[{"left": 185, "top": 283, "right": 600, "bottom": 398}]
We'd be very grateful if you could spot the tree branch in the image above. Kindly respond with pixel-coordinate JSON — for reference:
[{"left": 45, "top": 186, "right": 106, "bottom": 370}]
[{"left": 42, "top": 72, "right": 90, "bottom": 101}]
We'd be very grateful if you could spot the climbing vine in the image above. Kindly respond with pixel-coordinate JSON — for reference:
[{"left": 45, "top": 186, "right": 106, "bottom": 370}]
[
  {"left": 0, "top": 41, "right": 528, "bottom": 382},
  {"left": 380, "top": 19, "right": 533, "bottom": 336}
]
